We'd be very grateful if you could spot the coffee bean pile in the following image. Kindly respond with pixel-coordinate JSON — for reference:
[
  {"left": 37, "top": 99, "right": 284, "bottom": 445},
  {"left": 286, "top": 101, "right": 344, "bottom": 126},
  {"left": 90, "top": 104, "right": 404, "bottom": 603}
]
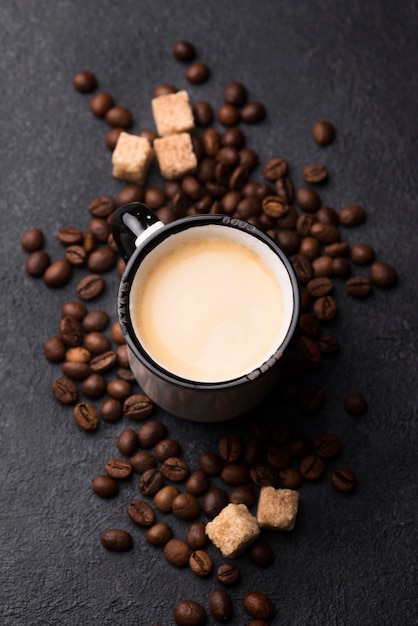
[{"left": 21, "top": 39, "right": 397, "bottom": 624}]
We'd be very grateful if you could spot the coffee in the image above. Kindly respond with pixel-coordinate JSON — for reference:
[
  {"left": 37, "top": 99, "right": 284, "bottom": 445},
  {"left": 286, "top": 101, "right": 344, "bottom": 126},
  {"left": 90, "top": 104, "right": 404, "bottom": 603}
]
[{"left": 129, "top": 225, "right": 294, "bottom": 383}]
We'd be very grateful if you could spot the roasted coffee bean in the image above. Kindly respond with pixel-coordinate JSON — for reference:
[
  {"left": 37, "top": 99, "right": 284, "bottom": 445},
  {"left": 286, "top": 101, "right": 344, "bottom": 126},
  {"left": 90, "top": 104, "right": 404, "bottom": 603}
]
[
  {"left": 292, "top": 254, "right": 314, "bottom": 283},
  {"left": 25, "top": 250, "right": 51, "bottom": 277},
  {"left": 202, "top": 487, "right": 229, "bottom": 518},
  {"left": 161, "top": 457, "right": 189, "bottom": 482},
  {"left": 312, "top": 255, "right": 334, "bottom": 277},
  {"left": 21, "top": 227, "right": 44, "bottom": 252},
  {"left": 313, "top": 295, "right": 338, "bottom": 321},
  {"left": 243, "top": 592, "right": 274, "bottom": 620},
  {"left": 72, "top": 70, "right": 97, "bottom": 93},
  {"left": 222, "top": 127, "right": 245, "bottom": 149},
  {"left": 44, "top": 336, "right": 66, "bottom": 362},
  {"left": 115, "top": 344, "right": 129, "bottom": 369},
  {"left": 129, "top": 450, "right": 156, "bottom": 474},
  {"left": 221, "top": 464, "right": 250, "bottom": 486},
  {"left": 89, "top": 351, "right": 117, "bottom": 372},
  {"left": 61, "top": 362, "right": 91, "bottom": 380},
  {"left": 217, "top": 103, "right": 240, "bottom": 126},
  {"left": 299, "top": 236, "right": 321, "bottom": 261},
  {"left": 81, "top": 373, "right": 107, "bottom": 399},
  {"left": 59, "top": 316, "right": 83, "bottom": 347},
  {"left": 164, "top": 539, "right": 191, "bottom": 567},
  {"left": 310, "top": 221, "right": 339, "bottom": 244},
  {"left": 250, "top": 463, "right": 278, "bottom": 487},
  {"left": 262, "top": 157, "right": 288, "bottom": 181},
  {"left": 369, "top": 261, "right": 397, "bottom": 288},
  {"left": 299, "top": 312, "right": 320, "bottom": 337},
  {"left": 154, "top": 438, "right": 182, "bottom": 462},
  {"left": 266, "top": 446, "right": 291, "bottom": 470},
  {"left": 83, "top": 231, "right": 96, "bottom": 254},
  {"left": 65, "top": 346, "right": 91, "bottom": 363},
  {"left": 76, "top": 274, "right": 105, "bottom": 300},
  {"left": 186, "top": 469, "right": 210, "bottom": 496},
  {"left": 153, "top": 485, "right": 180, "bottom": 513},
  {"left": 61, "top": 301, "right": 86, "bottom": 320},
  {"left": 300, "top": 454, "right": 326, "bottom": 480},
  {"left": 124, "top": 394, "right": 154, "bottom": 420},
  {"left": 317, "top": 206, "right": 339, "bottom": 225},
  {"left": 223, "top": 81, "right": 247, "bottom": 106},
  {"left": 92, "top": 474, "right": 119, "bottom": 498},
  {"left": 105, "top": 127, "right": 124, "bottom": 150},
  {"left": 296, "top": 186, "right": 321, "bottom": 213},
  {"left": 186, "top": 521, "right": 208, "bottom": 550},
  {"left": 288, "top": 433, "right": 313, "bottom": 458},
  {"left": 111, "top": 321, "right": 125, "bottom": 344},
  {"left": 88, "top": 218, "right": 110, "bottom": 243},
  {"left": 199, "top": 451, "right": 223, "bottom": 476},
  {"left": 116, "top": 367, "right": 135, "bottom": 382},
  {"left": 87, "top": 247, "right": 116, "bottom": 273},
  {"left": 152, "top": 84, "right": 177, "bottom": 98},
  {"left": 172, "top": 40, "right": 196, "bottom": 62},
  {"left": 297, "top": 336, "right": 322, "bottom": 370},
  {"left": 278, "top": 466, "right": 304, "bottom": 489},
  {"left": 236, "top": 196, "right": 261, "bottom": 219},
  {"left": 331, "top": 468, "right": 356, "bottom": 492},
  {"left": 345, "top": 275, "right": 372, "bottom": 298},
  {"left": 216, "top": 146, "right": 240, "bottom": 167},
  {"left": 218, "top": 433, "right": 242, "bottom": 463},
  {"left": 65, "top": 245, "right": 87, "bottom": 266},
  {"left": 332, "top": 257, "right": 351, "bottom": 277},
  {"left": 312, "top": 120, "right": 335, "bottom": 145},
  {"left": 145, "top": 185, "right": 167, "bottom": 209},
  {"left": 88, "top": 196, "right": 116, "bottom": 218},
  {"left": 299, "top": 383, "right": 326, "bottom": 414},
  {"left": 317, "top": 334, "right": 340, "bottom": 354},
  {"left": 186, "top": 61, "right": 209, "bottom": 84},
  {"left": 229, "top": 485, "right": 257, "bottom": 508},
  {"left": 313, "top": 433, "right": 342, "bottom": 459},
  {"left": 303, "top": 163, "right": 328, "bottom": 184},
  {"left": 73, "top": 401, "right": 99, "bottom": 431},
  {"left": 241, "top": 101, "right": 266, "bottom": 123},
  {"left": 116, "top": 427, "right": 139, "bottom": 456},
  {"left": 136, "top": 420, "right": 166, "bottom": 448},
  {"left": 307, "top": 277, "right": 334, "bottom": 298},
  {"left": 339, "top": 204, "right": 366, "bottom": 226},
  {"left": 229, "top": 164, "right": 249, "bottom": 191},
  {"left": 323, "top": 242, "right": 348, "bottom": 258},
  {"left": 239, "top": 148, "right": 258, "bottom": 170},
  {"left": 89, "top": 92, "right": 113, "bottom": 117},
  {"left": 127, "top": 499, "right": 155, "bottom": 527},
  {"left": 117, "top": 183, "right": 144, "bottom": 205},
  {"left": 247, "top": 539, "right": 274, "bottom": 567},
  {"left": 105, "top": 458, "right": 132, "bottom": 479},
  {"left": 350, "top": 243, "right": 375, "bottom": 265},
  {"left": 217, "top": 561, "right": 240, "bottom": 586},
  {"left": 344, "top": 393, "right": 368, "bottom": 416},
  {"left": 189, "top": 550, "right": 213, "bottom": 576},
  {"left": 43, "top": 259, "right": 72, "bottom": 288},
  {"left": 261, "top": 195, "right": 288, "bottom": 218},
  {"left": 173, "top": 599, "right": 206, "bottom": 625},
  {"left": 208, "top": 588, "right": 233, "bottom": 621},
  {"left": 83, "top": 332, "right": 111, "bottom": 355},
  {"left": 242, "top": 438, "right": 263, "bottom": 465},
  {"left": 139, "top": 468, "right": 164, "bottom": 496},
  {"left": 146, "top": 522, "right": 173, "bottom": 547},
  {"left": 52, "top": 377, "right": 78, "bottom": 405},
  {"left": 57, "top": 226, "right": 84, "bottom": 245},
  {"left": 201, "top": 128, "right": 220, "bottom": 156},
  {"left": 100, "top": 528, "right": 133, "bottom": 552},
  {"left": 100, "top": 397, "right": 123, "bottom": 423},
  {"left": 82, "top": 310, "right": 109, "bottom": 333},
  {"left": 276, "top": 230, "right": 300, "bottom": 255},
  {"left": 105, "top": 105, "right": 133, "bottom": 128}
]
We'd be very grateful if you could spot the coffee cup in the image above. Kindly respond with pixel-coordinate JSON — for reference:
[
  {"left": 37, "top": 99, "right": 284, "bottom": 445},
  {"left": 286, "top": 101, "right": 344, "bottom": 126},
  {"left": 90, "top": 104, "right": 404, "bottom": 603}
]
[{"left": 111, "top": 203, "right": 300, "bottom": 422}]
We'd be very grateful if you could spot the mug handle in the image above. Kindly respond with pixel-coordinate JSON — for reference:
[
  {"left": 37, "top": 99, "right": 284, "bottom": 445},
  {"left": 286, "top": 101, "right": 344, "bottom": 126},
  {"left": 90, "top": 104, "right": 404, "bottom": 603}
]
[{"left": 111, "top": 202, "right": 164, "bottom": 262}]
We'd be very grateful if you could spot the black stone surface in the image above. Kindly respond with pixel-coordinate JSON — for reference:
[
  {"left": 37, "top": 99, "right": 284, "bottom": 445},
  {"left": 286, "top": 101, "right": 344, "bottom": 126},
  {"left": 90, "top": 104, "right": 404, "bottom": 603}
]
[{"left": 1, "top": 1, "right": 417, "bottom": 624}]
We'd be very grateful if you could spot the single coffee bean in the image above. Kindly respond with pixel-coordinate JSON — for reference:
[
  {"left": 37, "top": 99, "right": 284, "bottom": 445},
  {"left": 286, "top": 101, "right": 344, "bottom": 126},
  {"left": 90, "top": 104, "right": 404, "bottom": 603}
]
[
  {"left": 288, "top": 433, "right": 313, "bottom": 458},
  {"left": 172, "top": 493, "right": 201, "bottom": 520},
  {"left": 189, "top": 550, "right": 213, "bottom": 576},
  {"left": 299, "top": 383, "right": 326, "bottom": 414},
  {"left": 369, "top": 261, "right": 397, "bottom": 288},
  {"left": 25, "top": 250, "right": 51, "bottom": 277},
  {"left": 240, "top": 148, "right": 258, "bottom": 170},
  {"left": 161, "top": 457, "right": 189, "bottom": 482},
  {"left": 100, "top": 528, "right": 133, "bottom": 552},
  {"left": 105, "top": 458, "right": 132, "bottom": 480},
  {"left": 44, "top": 336, "right": 66, "bottom": 362},
  {"left": 64, "top": 347, "right": 91, "bottom": 363},
  {"left": 229, "top": 484, "right": 257, "bottom": 508},
  {"left": 332, "top": 257, "right": 351, "bottom": 278},
  {"left": 92, "top": 474, "right": 119, "bottom": 498},
  {"left": 73, "top": 402, "right": 99, "bottom": 431},
  {"left": 52, "top": 378, "right": 78, "bottom": 405},
  {"left": 299, "top": 236, "right": 321, "bottom": 261},
  {"left": 297, "top": 336, "right": 322, "bottom": 370},
  {"left": 65, "top": 245, "right": 87, "bottom": 266},
  {"left": 117, "top": 367, "right": 135, "bottom": 382},
  {"left": 299, "top": 312, "right": 320, "bottom": 337},
  {"left": 296, "top": 186, "right": 321, "bottom": 213},
  {"left": 185, "top": 469, "right": 210, "bottom": 496},
  {"left": 310, "top": 222, "right": 340, "bottom": 244},
  {"left": 317, "top": 334, "right": 340, "bottom": 354},
  {"left": 117, "top": 183, "right": 145, "bottom": 206},
  {"left": 61, "top": 361, "right": 90, "bottom": 380},
  {"left": 89, "top": 92, "right": 113, "bottom": 117},
  {"left": 350, "top": 243, "right": 375, "bottom": 265},
  {"left": 218, "top": 433, "right": 242, "bottom": 463},
  {"left": 243, "top": 592, "right": 275, "bottom": 620},
  {"left": 152, "top": 84, "right": 177, "bottom": 97},
  {"left": 202, "top": 487, "right": 229, "bottom": 518},
  {"left": 124, "top": 394, "right": 154, "bottom": 420},
  {"left": 217, "top": 103, "right": 240, "bottom": 126},
  {"left": 89, "top": 217, "right": 110, "bottom": 243},
  {"left": 242, "top": 437, "right": 263, "bottom": 465},
  {"left": 139, "top": 468, "right": 164, "bottom": 496},
  {"left": 300, "top": 454, "right": 326, "bottom": 480},
  {"left": 88, "top": 195, "right": 116, "bottom": 218},
  {"left": 317, "top": 205, "right": 339, "bottom": 225},
  {"left": 185, "top": 521, "right": 208, "bottom": 550},
  {"left": 100, "top": 397, "right": 123, "bottom": 423},
  {"left": 222, "top": 127, "right": 245, "bottom": 149},
  {"left": 83, "top": 231, "right": 96, "bottom": 254},
  {"left": 89, "top": 350, "right": 117, "bottom": 372},
  {"left": 262, "top": 157, "right": 288, "bottom": 181},
  {"left": 303, "top": 163, "right": 328, "bottom": 184},
  {"left": 331, "top": 468, "right": 356, "bottom": 492},
  {"left": 82, "top": 310, "right": 110, "bottom": 333},
  {"left": 192, "top": 100, "right": 214, "bottom": 127},
  {"left": 324, "top": 241, "right": 349, "bottom": 257},
  {"left": 266, "top": 446, "right": 291, "bottom": 470},
  {"left": 106, "top": 379, "right": 131, "bottom": 400},
  {"left": 209, "top": 588, "right": 233, "bottom": 621},
  {"left": 313, "top": 433, "right": 342, "bottom": 459},
  {"left": 221, "top": 464, "right": 250, "bottom": 486},
  {"left": 307, "top": 276, "right": 334, "bottom": 297},
  {"left": 137, "top": 420, "right": 167, "bottom": 448},
  {"left": 116, "top": 427, "right": 139, "bottom": 456},
  {"left": 59, "top": 316, "right": 83, "bottom": 347},
  {"left": 277, "top": 230, "right": 301, "bottom": 255},
  {"left": 278, "top": 467, "right": 304, "bottom": 489},
  {"left": 153, "top": 485, "right": 180, "bottom": 513},
  {"left": 154, "top": 438, "right": 182, "bottom": 462},
  {"left": 186, "top": 61, "right": 210, "bottom": 84},
  {"left": 72, "top": 70, "right": 97, "bottom": 93},
  {"left": 217, "top": 562, "right": 240, "bottom": 586},
  {"left": 62, "top": 301, "right": 87, "bottom": 321},
  {"left": 87, "top": 247, "right": 116, "bottom": 273},
  {"left": 312, "top": 120, "right": 335, "bottom": 145},
  {"left": 292, "top": 254, "right": 314, "bottom": 283},
  {"left": 105, "top": 105, "right": 133, "bottom": 128},
  {"left": 164, "top": 539, "right": 191, "bottom": 567},
  {"left": 173, "top": 599, "right": 206, "bottom": 625},
  {"left": 129, "top": 450, "right": 156, "bottom": 474},
  {"left": 21, "top": 227, "right": 44, "bottom": 252},
  {"left": 43, "top": 259, "right": 72, "bottom": 288},
  {"left": 345, "top": 275, "right": 372, "bottom": 298},
  {"left": 262, "top": 195, "right": 288, "bottom": 218},
  {"left": 250, "top": 463, "right": 278, "bottom": 487},
  {"left": 241, "top": 101, "right": 266, "bottom": 123},
  {"left": 344, "top": 393, "right": 368, "bottom": 416},
  {"left": 146, "top": 522, "right": 173, "bottom": 547},
  {"left": 116, "top": 344, "right": 130, "bottom": 368},
  {"left": 198, "top": 451, "right": 223, "bottom": 476},
  {"left": 172, "top": 40, "right": 196, "bottom": 62},
  {"left": 247, "top": 538, "right": 274, "bottom": 567},
  {"left": 105, "top": 127, "right": 124, "bottom": 150},
  {"left": 57, "top": 226, "right": 84, "bottom": 245},
  {"left": 127, "top": 499, "right": 155, "bottom": 527},
  {"left": 76, "top": 274, "right": 105, "bottom": 300},
  {"left": 313, "top": 295, "right": 338, "bottom": 321},
  {"left": 339, "top": 204, "right": 366, "bottom": 226},
  {"left": 223, "top": 81, "right": 247, "bottom": 106},
  {"left": 81, "top": 373, "right": 107, "bottom": 399},
  {"left": 297, "top": 213, "right": 318, "bottom": 237}
]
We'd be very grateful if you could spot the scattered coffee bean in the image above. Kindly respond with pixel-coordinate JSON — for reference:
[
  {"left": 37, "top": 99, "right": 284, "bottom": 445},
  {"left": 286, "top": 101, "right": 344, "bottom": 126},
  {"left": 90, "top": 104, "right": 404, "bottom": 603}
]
[
  {"left": 313, "top": 295, "right": 338, "bottom": 322},
  {"left": 313, "top": 433, "right": 342, "bottom": 459},
  {"left": 331, "top": 468, "right": 356, "bottom": 492},
  {"left": 123, "top": 394, "right": 154, "bottom": 420},
  {"left": 105, "top": 105, "right": 133, "bottom": 128},
  {"left": 186, "top": 469, "right": 210, "bottom": 496},
  {"left": 250, "top": 463, "right": 278, "bottom": 487},
  {"left": 199, "top": 451, "right": 223, "bottom": 476},
  {"left": 312, "top": 120, "right": 335, "bottom": 145},
  {"left": 302, "top": 163, "right": 328, "bottom": 184},
  {"left": 186, "top": 61, "right": 209, "bottom": 84},
  {"left": 164, "top": 538, "right": 191, "bottom": 567},
  {"left": 25, "top": 250, "right": 51, "bottom": 277},
  {"left": 92, "top": 474, "right": 119, "bottom": 498},
  {"left": 139, "top": 468, "right": 164, "bottom": 496},
  {"left": 81, "top": 373, "right": 107, "bottom": 399},
  {"left": 217, "top": 561, "right": 240, "bottom": 586},
  {"left": 350, "top": 243, "right": 375, "bottom": 265},
  {"left": 202, "top": 487, "right": 229, "bottom": 518},
  {"left": 62, "top": 300, "right": 87, "bottom": 321},
  {"left": 161, "top": 457, "right": 189, "bottom": 482},
  {"left": 218, "top": 433, "right": 242, "bottom": 463},
  {"left": 229, "top": 485, "right": 257, "bottom": 508},
  {"left": 116, "top": 427, "right": 138, "bottom": 455},
  {"left": 172, "top": 493, "right": 201, "bottom": 520},
  {"left": 189, "top": 550, "right": 213, "bottom": 576},
  {"left": 146, "top": 522, "right": 173, "bottom": 547},
  {"left": 241, "top": 101, "right": 266, "bottom": 123},
  {"left": 72, "top": 70, "right": 97, "bottom": 93},
  {"left": 344, "top": 393, "right": 368, "bottom": 416},
  {"left": 44, "top": 336, "right": 66, "bottom": 363},
  {"left": 185, "top": 521, "right": 208, "bottom": 550},
  {"left": 127, "top": 498, "right": 155, "bottom": 527},
  {"left": 76, "top": 274, "right": 105, "bottom": 300},
  {"left": 100, "top": 528, "right": 133, "bottom": 552},
  {"left": 43, "top": 259, "right": 72, "bottom": 288},
  {"left": 154, "top": 438, "right": 182, "bottom": 462},
  {"left": 172, "top": 40, "right": 196, "bottom": 62},
  {"left": 369, "top": 261, "right": 397, "bottom": 288},
  {"left": 105, "top": 458, "right": 132, "bottom": 480},
  {"left": 59, "top": 316, "right": 83, "bottom": 347},
  {"left": 296, "top": 186, "right": 321, "bottom": 213},
  {"left": 52, "top": 377, "right": 78, "bottom": 404},
  {"left": 173, "top": 599, "right": 206, "bottom": 625},
  {"left": 153, "top": 485, "right": 180, "bottom": 513},
  {"left": 339, "top": 204, "right": 366, "bottom": 226},
  {"left": 223, "top": 81, "right": 247, "bottom": 106},
  {"left": 300, "top": 454, "right": 326, "bottom": 480},
  {"left": 137, "top": 420, "right": 167, "bottom": 448},
  {"left": 278, "top": 467, "right": 304, "bottom": 489},
  {"left": 209, "top": 588, "right": 234, "bottom": 621},
  {"left": 90, "top": 92, "right": 114, "bottom": 117},
  {"left": 345, "top": 275, "right": 372, "bottom": 298},
  {"left": 129, "top": 450, "right": 156, "bottom": 474},
  {"left": 243, "top": 591, "right": 275, "bottom": 620},
  {"left": 21, "top": 227, "right": 44, "bottom": 252},
  {"left": 73, "top": 401, "right": 99, "bottom": 431},
  {"left": 247, "top": 538, "right": 274, "bottom": 567}
]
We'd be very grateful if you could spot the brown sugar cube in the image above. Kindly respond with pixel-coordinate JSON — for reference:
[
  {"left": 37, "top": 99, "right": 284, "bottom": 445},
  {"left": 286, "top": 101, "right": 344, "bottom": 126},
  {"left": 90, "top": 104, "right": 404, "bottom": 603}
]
[
  {"left": 205, "top": 503, "right": 260, "bottom": 558},
  {"left": 153, "top": 133, "right": 197, "bottom": 180},
  {"left": 111, "top": 132, "right": 153, "bottom": 185},
  {"left": 256, "top": 486, "right": 299, "bottom": 531},
  {"left": 151, "top": 90, "right": 195, "bottom": 137}
]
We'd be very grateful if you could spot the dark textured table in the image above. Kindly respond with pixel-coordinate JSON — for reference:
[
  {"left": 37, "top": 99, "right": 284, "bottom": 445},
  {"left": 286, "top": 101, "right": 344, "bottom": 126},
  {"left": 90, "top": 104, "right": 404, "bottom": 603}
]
[{"left": 1, "top": 1, "right": 417, "bottom": 624}]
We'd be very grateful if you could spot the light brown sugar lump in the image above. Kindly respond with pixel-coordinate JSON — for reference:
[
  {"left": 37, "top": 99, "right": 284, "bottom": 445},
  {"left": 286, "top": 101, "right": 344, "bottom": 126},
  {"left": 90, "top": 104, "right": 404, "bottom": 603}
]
[
  {"left": 151, "top": 90, "right": 195, "bottom": 137},
  {"left": 256, "top": 486, "right": 299, "bottom": 531},
  {"left": 111, "top": 132, "right": 154, "bottom": 185},
  {"left": 205, "top": 503, "right": 260, "bottom": 558},
  {"left": 153, "top": 132, "right": 197, "bottom": 180}
]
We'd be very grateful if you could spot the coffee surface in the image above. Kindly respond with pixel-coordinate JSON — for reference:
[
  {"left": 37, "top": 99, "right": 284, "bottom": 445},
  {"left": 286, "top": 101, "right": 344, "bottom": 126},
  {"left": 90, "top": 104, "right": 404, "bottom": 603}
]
[{"left": 131, "top": 233, "right": 291, "bottom": 382}]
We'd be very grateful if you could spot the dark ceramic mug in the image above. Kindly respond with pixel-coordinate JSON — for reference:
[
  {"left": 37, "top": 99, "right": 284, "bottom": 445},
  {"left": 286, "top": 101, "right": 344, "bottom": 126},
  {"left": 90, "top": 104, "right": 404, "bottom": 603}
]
[{"left": 111, "top": 203, "right": 300, "bottom": 422}]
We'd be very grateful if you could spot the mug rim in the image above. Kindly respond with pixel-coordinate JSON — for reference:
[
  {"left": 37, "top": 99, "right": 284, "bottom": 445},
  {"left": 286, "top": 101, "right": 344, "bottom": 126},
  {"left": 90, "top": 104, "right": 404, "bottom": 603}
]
[{"left": 118, "top": 214, "right": 300, "bottom": 390}]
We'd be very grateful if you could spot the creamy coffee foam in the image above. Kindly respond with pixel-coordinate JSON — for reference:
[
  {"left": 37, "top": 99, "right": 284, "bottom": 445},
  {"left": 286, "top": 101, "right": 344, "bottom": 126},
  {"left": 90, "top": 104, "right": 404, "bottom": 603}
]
[{"left": 130, "top": 225, "right": 294, "bottom": 383}]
